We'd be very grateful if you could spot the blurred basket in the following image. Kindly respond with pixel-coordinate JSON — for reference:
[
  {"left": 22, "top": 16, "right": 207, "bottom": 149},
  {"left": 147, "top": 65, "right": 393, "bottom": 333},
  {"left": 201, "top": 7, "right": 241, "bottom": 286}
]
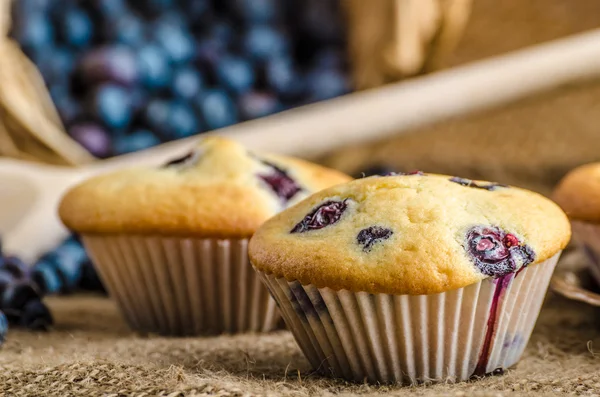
[{"left": 0, "top": 0, "right": 471, "bottom": 166}]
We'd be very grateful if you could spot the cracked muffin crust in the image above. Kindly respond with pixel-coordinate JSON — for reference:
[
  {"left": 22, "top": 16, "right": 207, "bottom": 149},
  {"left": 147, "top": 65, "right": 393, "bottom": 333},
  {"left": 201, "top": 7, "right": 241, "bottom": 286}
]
[
  {"left": 59, "top": 136, "right": 352, "bottom": 238},
  {"left": 249, "top": 172, "right": 571, "bottom": 295}
]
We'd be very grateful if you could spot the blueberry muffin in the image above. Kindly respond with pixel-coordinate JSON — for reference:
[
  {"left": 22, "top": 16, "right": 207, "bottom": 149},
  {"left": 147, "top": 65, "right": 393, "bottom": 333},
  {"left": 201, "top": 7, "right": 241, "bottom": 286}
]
[
  {"left": 250, "top": 172, "right": 570, "bottom": 384},
  {"left": 553, "top": 163, "right": 600, "bottom": 283},
  {"left": 59, "top": 136, "right": 351, "bottom": 336}
]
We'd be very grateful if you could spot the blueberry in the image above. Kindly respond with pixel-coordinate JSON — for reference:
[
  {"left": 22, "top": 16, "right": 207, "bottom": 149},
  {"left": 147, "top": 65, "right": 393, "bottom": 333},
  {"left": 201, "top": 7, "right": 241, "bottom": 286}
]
[
  {"left": 136, "top": 0, "right": 173, "bottom": 17},
  {"left": 291, "top": 200, "right": 350, "bottom": 233},
  {"left": 52, "top": 89, "right": 82, "bottom": 126},
  {"left": 312, "top": 48, "right": 346, "bottom": 70},
  {"left": 465, "top": 226, "right": 535, "bottom": 277},
  {"left": 79, "top": 261, "right": 106, "bottom": 293},
  {"left": 37, "top": 47, "right": 74, "bottom": 85},
  {"left": 31, "top": 260, "right": 63, "bottom": 295},
  {"left": 0, "top": 310, "right": 7, "bottom": 344},
  {"left": 233, "top": 0, "right": 278, "bottom": 23},
  {"left": 184, "top": 0, "right": 210, "bottom": 20},
  {"left": 68, "top": 123, "right": 112, "bottom": 158},
  {"left": 2, "top": 256, "right": 29, "bottom": 280},
  {"left": 164, "top": 101, "right": 200, "bottom": 139},
  {"left": 264, "top": 56, "right": 304, "bottom": 99},
  {"left": 195, "top": 89, "right": 238, "bottom": 130},
  {"left": 208, "top": 21, "right": 234, "bottom": 45},
  {"left": 299, "top": 0, "right": 346, "bottom": 45},
  {"left": 12, "top": 0, "right": 52, "bottom": 15},
  {"left": 143, "top": 99, "right": 171, "bottom": 135},
  {"left": 58, "top": 6, "right": 94, "bottom": 48},
  {"left": 104, "top": 14, "right": 145, "bottom": 47},
  {"left": 257, "top": 159, "right": 302, "bottom": 202},
  {"left": 113, "top": 130, "right": 161, "bottom": 154},
  {"left": 2, "top": 283, "right": 40, "bottom": 311},
  {"left": 78, "top": 46, "right": 138, "bottom": 86},
  {"left": 19, "top": 300, "right": 53, "bottom": 330},
  {"left": 93, "top": 0, "right": 127, "bottom": 16},
  {"left": 11, "top": 12, "right": 54, "bottom": 55},
  {"left": 305, "top": 68, "right": 350, "bottom": 102},
  {"left": 238, "top": 91, "right": 280, "bottom": 120},
  {"left": 89, "top": 84, "right": 133, "bottom": 129},
  {"left": 0, "top": 271, "right": 14, "bottom": 290},
  {"left": 449, "top": 177, "right": 507, "bottom": 191},
  {"left": 153, "top": 22, "right": 195, "bottom": 64},
  {"left": 195, "top": 39, "right": 224, "bottom": 71},
  {"left": 172, "top": 67, "right": 204, "bottom": 100},
  {"left": 357, "top": 226, "right": 393, "bottom": 252},
  {"left": 137, "top": 45, "right": 170, "bottom": 90},
  {"left": 244, "top": 25, "right": 289, "bottom": 60},
  {"left": 216, "top": 56, "right": 255, "bottom": 94}
]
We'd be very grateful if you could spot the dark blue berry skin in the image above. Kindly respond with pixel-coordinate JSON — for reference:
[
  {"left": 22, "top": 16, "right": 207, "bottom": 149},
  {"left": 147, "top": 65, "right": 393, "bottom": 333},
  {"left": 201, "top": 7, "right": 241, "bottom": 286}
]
[
  {"left": 11, "top": 12, "right": 54, "bottom": 56},
  {"left": 79, "top": 261, "right": 106, "bottom": 294},
  {"left": 244, "top": 25, "right": 289, "bottom": 61},
  {"left": 233, "top": 0, "right": 277, "bottom": 23},
  {"left": 2, "top": 283, "right": 40, "bottom": 312},
  {"left": 68, "top": 123, "right": 112, "bottom": 159},
  {"left": 357, "top": 226, "right": 393, "bottom": 252},
  {"left": 264, "top": 56, "right": 304, "bottom": 100},
  {"left": 153, "top": 22, "right": 195, "bottom": 64},
  {"left": 113, "top": 130, "right": 161, "bottom": 154},
  {"left": 37, "top": 47, "right": 74, "bottom": 85},
  {"left": 163, "top": 101, "right": 201, "bottom": 140},
  {"left": 52, "top": 89, "right": 82, "bottom": 126},
  {"left": 137, "top": 45, "right": 171, "bottom": 90},
  {"left": 196, "top": 89, "right": 238, "bottom": 130},
  {"left": 238, "top": 91, "right": 281, "bottom": 120},
  {"left": 89, "top": 84, "right": 133, "bottom": 130},
  {"left": 143, "top": 99, "right": 171, "bottom": 135},
  {"left": 92, "top": 0, "right": 127, "bottom": 17},
  {"left": 58, "top": 7, "right": 94, "bottom": 49},
  {"left": 2, "top": 256, "right": 29, "bottom": 280},
  {"left": 0, "top": 311, "right": 7, "bottom": 344},
  {"left": 78, "top": 46, "right": 138, "bottom": 86},
  {"left": 31, "top": 260, "right": 63, "bottom": 295},
  {"left": 19, "top": 300, "right": 53, "bottom": 331},
  {"left": 172, "top": 67, "right": 204, "bottom": 100},
  {"left": 216, "top": 56, "right": 255, "bottom": 95},
  {"left": 305, "top": 68, "right": 350, "bottom": 102},
  {"left": 32, "top": 237, "right": 87, "bottom": 295},
  {"left": 104, "top": 14, "right": 146, "bottom": 47}
]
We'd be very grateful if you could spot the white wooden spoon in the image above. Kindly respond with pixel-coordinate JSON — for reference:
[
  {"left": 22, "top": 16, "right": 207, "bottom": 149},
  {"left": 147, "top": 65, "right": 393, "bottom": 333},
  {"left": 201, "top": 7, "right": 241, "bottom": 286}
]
[{"left": 4, "top": 27, "right": 600, "bottom": 263}]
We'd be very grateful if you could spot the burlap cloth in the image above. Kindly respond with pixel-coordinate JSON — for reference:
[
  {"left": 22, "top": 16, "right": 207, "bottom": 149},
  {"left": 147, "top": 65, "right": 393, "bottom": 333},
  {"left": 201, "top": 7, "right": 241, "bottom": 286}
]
[{"left": 5, "top": 0, "right": 600, "bottom": 395}]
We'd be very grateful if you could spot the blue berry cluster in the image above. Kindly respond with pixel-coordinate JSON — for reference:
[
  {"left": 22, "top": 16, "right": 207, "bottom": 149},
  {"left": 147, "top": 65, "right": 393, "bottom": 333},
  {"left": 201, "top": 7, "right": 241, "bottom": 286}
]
[
  {"left": 31, "top": 235, "right": 106, "bottom": 296},
  {"left": 0, "top": 241, "right": 53, "bottom": 341},
  {"left": 10, "top": 0, "right": 351, "bottom": 158}
]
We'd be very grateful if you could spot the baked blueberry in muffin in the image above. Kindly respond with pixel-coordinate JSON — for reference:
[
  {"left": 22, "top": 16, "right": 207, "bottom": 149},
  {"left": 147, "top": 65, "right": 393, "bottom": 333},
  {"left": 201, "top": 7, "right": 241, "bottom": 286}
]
[
  {"left": 59, "top": 136, "right": 351, "bottom": 336},
  {"left": 250, "top": 173, "right": 570, "bottom": 384}
]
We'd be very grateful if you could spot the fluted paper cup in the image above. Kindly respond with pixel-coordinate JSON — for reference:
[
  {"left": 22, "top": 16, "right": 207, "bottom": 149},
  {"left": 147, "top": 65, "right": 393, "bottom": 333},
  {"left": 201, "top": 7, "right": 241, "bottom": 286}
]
[
  {"left": 255, "top": 252, "right": 560, "bottom": 384},
  {"left": 571, "top": 221, "right": 600, "bottom": 285},
  {"left": 82, "top": 235, "right": 279, "bottom": 336}
]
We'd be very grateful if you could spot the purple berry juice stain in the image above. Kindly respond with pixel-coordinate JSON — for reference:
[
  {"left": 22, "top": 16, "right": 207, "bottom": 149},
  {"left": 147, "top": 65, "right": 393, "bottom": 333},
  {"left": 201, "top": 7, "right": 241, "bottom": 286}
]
[
  {"left": 357, "top": 226, "right": 393, "bottom": 252},
  {"left": 291, "top": 199, "right": 349, "bottom": 233},
  {"left": 465, "top": 225, "right": 535, "bottom": 377},
  {"left": 449, "top": 177, "right": 507, "bottom": 191},
  {"left": 472, "top": 273, "right": 513, "bottom": 377},
  {"left": 465, "top": 226, "right": 535, "bottom": 277},
  {"left": 257, "top": 160, "right": 302, "bottom": 203}
]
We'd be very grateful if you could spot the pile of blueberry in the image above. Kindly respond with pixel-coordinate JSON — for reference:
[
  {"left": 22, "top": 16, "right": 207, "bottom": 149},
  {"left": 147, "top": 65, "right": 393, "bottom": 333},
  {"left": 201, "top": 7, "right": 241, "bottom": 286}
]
[
  {"left": 0, "top": 235, "right": 107, "bottom": 344},
  {"left": 10, "top": 0, "right": 351, "bottom": 158},
  {"left": 31, "top": 235, "right": 106, "bottom": 296},
  {"left": 0, "top": 240, "right": 54, "bottom": 343}
]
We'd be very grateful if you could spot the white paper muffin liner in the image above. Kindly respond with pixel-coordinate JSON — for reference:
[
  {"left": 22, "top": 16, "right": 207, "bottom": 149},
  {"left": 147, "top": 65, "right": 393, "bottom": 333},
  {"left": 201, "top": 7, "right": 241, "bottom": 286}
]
[
  {"left": 571, "top": 221, "right": 600, "bottom": 285},
  {"left": 81, "top": 235, "right": 279, "bottom": 336},
  {"left": 255, "top": 252, "right": 560, "bottom": 384}
]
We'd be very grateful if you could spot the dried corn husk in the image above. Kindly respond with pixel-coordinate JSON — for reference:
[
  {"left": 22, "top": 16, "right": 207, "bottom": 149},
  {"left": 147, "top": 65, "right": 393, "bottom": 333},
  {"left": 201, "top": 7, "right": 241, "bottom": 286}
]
[{"left": 343, "top": 0, "right": 473, "bottom": 90}]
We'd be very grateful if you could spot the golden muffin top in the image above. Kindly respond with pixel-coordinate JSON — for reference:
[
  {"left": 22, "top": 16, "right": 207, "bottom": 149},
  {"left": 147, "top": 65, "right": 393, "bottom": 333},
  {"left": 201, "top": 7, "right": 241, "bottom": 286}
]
[
  {"left": 552, "top": 163, "right": 600, "bottom": 223},
  {"left": 59, "top": 136, "right": 351, "bottom": 237},
  {"left": 249, "top": 172, "right": 571, "bottom": 295}
]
